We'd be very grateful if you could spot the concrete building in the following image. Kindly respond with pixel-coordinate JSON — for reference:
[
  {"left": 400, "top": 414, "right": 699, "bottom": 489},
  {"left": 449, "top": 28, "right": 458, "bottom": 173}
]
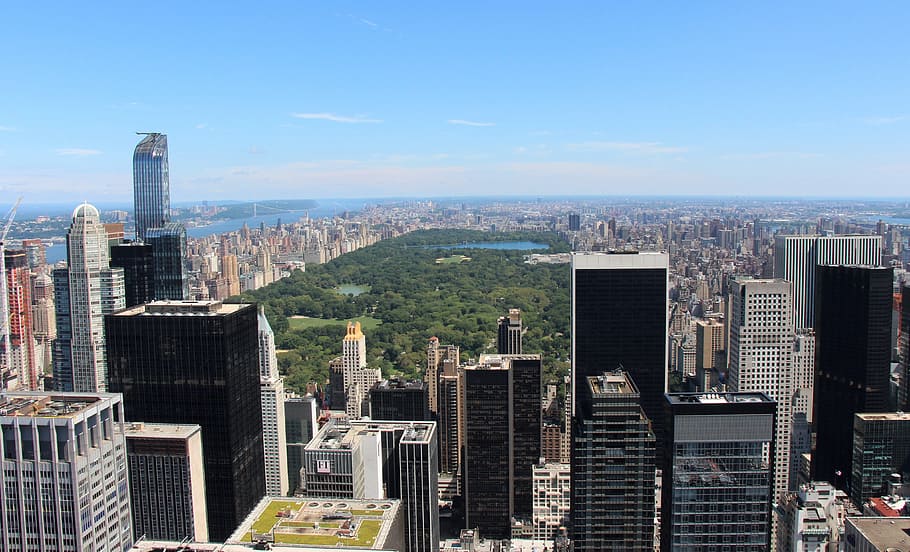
[
  {"left": 532, "top": 461, "right": 571, "bottom": 542},
  {"left": 3, "top": 250, "right": 37, "bottom": 390},
  {"left": 777, "top": 481, "right": 857, "bottom": 552},
  {"left": 258, "top": 309, "right": 288, "bottom": 496},
  {"left": 425, "top": 337, "right": 459, "bottom": 416},
  {"left": 791, "top": 330, "right": 816, "bottom": 489},
  {"left": 844, "top": 517, "right": 910, "bottom": 551},
  {"left": 662, "top": 392, "right": 777, "bottom": 551},
  {"left": 773, "top": 234, "right": 881, "bottom": 330},
  {"left": 339, "top": 322, "right": 381, "bottom": 419},
  {"left": 727, "top": 278, "right": 794, "bottom": 500},
  {"left": 694, "top": 317, "right": 724, "bottom": 374},
  {"left": 125, "top": 422, "right": 208, "bottom": 542},
  {"left": 53, "top": 204, "right": 125, "bottom": 392},
  {"left": 571, "top": 371, "right": 655, "bottom": 551},
  {"left": 0, "top": 391, "right": 133, "bottom": 552}
]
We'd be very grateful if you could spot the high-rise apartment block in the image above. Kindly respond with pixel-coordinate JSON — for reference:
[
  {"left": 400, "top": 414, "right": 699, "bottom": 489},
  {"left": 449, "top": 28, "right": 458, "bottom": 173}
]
[
  {"left": 497, "top": 308, "right": 522, "bottom": 354},
  {"left": 662, "top": 392, "right": 777, "bottom": 551},
  {"left": 437, "top": 367, "right": 461, "bottom": 476},
  {"left": 145, "top": 223, "right": 188, "bottom": 301},
  {"left": 532, "top": 461, "right": 571, "bottom": 542},
  {"left": 813, "top": 265, "right": 892, "bottom": 492},
  {"left": 258, "top": 309, "right": 288, "bottom": 496},
  {"left": 694, "top": 317, "right": 724, "bottom": 373},
  {"left": 53, "top": 204, "right": 125, "bottom": 393},
  {"left": 777, "top": 481, "right": 855, "bottom": 552},
  {"left": 727, "top": 278, "right": 794, "bottom": 500},
  {"left": 0, "top": 392, "right": 133, "bottom": 552},
  {"left": 370, "top": 378, "right": 431, "bottom": 421},
  {"left": 3, "top": 250, "right": 37, "bottom": 390},
  {"left": 125, "top": 422, "right": 208, "bottom": 542},
  {"left": 133, "top": 132, "right": 170, "bottom": 241},
  {"left": 339, "top": 321, "right": 380, "bottom": 419},
  {"left": 106, "top": 300, "right": 265, "bottom": 541},
  {"left": 791, "top": 330, "right": 815, "bottom": 489},
  {"left": 571, "top": 252, "right": 668, "bottom": 449},
  {"left": 426, "top": 337, "right": 459, "bottom": 415},
  {"left": 851, "top": 412, "right": 910, "bottom": 506},
  {"left": 773, "top": 234, "right": 881, "bottom": 330},
  {"left": 571, "top": 371, "right": 656, "bottom": 551},
  {"left": 460, "top": 354, "right": 541, "bottom": 539}
]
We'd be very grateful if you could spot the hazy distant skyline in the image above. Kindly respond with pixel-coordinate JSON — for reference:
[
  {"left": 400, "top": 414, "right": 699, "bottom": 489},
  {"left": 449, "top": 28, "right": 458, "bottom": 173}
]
[{"left": 1, "top": 2, "right": 909, "bottom": 202}]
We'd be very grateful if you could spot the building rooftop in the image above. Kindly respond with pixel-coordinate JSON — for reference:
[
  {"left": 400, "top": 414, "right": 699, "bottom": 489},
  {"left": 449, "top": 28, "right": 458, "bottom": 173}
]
[
  {"left": 476, "top": 353, "right": 542, "bottom": 366},
  {"left": 308, "top": 420, "right": 436, "bottom": 451},
  {"left": 847, "top": 516, "right": 910, "bottom": 550},
  {"left": 125, "top": 422, "right": 201, "bottom": 440},
  {"left": 587, "top": 371, "right": 638, "bottom": 395},
  {"left": 115, "top": 300, "right": 250, "bottom": 317},
  {"left": 0, "top": 392, "right": 108, "bottom": 418},
  {"left": 227, "top": 497, "right": 400, "bottom": 549},
  {"left": 371, "top": 378, "right": 426, "bottom": 392},
  {"left": 666, "top": 392, "right": 774, "bottom": 405},
  {"left": 857, "top": 412, "right": 910, "bottom": 422}
]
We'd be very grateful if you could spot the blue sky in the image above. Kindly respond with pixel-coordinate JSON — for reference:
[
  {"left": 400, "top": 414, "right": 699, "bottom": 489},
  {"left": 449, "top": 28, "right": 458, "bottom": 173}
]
[{"left": 1, "top": 2, "right": 909, "bottom": 203}]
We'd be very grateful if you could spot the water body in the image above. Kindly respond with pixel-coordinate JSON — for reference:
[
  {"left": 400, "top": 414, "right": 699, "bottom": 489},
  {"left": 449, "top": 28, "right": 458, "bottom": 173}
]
[
  {"left": 429, "top": 241, "right": 549, "bottom": 251},
  {"left": 336, "top": 285, "right": 369, "bottom": 296}
]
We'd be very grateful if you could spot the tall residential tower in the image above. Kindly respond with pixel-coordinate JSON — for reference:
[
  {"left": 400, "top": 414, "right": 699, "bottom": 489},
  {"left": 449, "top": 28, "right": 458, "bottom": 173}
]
[{"left": 133, "top": 133, "right": 170, "bottom": 242}]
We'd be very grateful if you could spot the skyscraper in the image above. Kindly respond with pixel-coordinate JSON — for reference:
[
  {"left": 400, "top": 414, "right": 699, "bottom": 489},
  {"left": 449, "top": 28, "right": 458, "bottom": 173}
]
[
  {"left": 727, "top": 278, "right": 794, "bottom": 500},
  {"left": 571, "top": 251, "right": 668, "bottom": 448},
  {"left": 340, "top": 321, "right": 380, "bottom": 419},
  {"left": 125, "top": 422, "right": 208, "bottom": 542},
  {"left": 399, "top": 423, "right": 440, "bottom": 552},
  {"left": 851, "top": 412, "right": 910, "bottom": 506},
  {"left": 53, "top": 204, "right": 125, "bottom": 392},
  {"left": 285, "top": 394, "right": 319, "bottom": 494},
  {"left": 106, "top": 300, "right": 265, "bottom": 541},
  {"left": 460, "top": 354, "right": 541, "bottom": 538},
  {"left": 145, "top": 223, "right": 188, "bottom": 300},
  {"left": 370, "top": 378, "right": 431, "bottom": 421},
  {"left": 497, "top": 308, "right": 522, "bottom": 354},
  {"left": 258, "top": 308, "right": 288, "bottom": 496},
  {"left": 662, "top": 392, "right": 777, "bottom": 551},
  {"left": 109, "top": 241, "right": 154, "bottom": 307},
  {"left": 571, "top": 371, "right": 656, "bottom": 551},
  {"left": 0, "top": 391, "right": 133, "bottom": 552},
  {"left": 425, "top": 337, "right": 459, "bottom": 416},
  {"left": 3, "top": 250, "right": 37, "bottom": 390},
  {"left": 813, "top": 265, "right": 892, "bottom": 492},
  {"left": 773, "top": 235, "right": 881, "bottom": 330},
  {"left": 133, "top": 132, "right": 170, "bottom": 242}
]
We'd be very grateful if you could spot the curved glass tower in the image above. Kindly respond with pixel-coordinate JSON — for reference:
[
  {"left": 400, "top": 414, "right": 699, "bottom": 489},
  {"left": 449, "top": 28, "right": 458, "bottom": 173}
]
[{"left": 133, "top": 133, "right": 170, "bottom": 241}]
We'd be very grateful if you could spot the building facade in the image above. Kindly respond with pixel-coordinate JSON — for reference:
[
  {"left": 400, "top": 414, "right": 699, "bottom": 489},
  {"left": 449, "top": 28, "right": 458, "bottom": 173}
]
[
  {"left": 340, "top": 321, "right": 380, "bottom": 419},
  {"left": 497, "top": 308, "right": 522, "bottom": 354},
  {"left": 106, "top": 300, "right": 265, "bottom": 541},
  {"left": 662, "top": 392, "right": 777, "bottom": 552},
  {"left": 145, "top": 223, "right": 188, "bottom": 301},
  {"left": 813, "top": 265, "right": 892, "bottom": 493},
  {"left": 851, "top": 412, "right": 910, "bottom": 506},
  {"left": 572, "top": 371, "right": 656, "bottom": 551},
  {"left": 3, "top": 250, "right": 37, "bottom": 390},
  {"left": 125, "top": 422, "right": 208, "bottom": 542},
  {"left": 284, "top": 394, "right": 318, "bottom": 494},
  {"left": 0, "top": 392, "right": 133, "bottom": 552},
  {"left": 258, "top": 309, "right": 288, "bottom": 496},
  {"left": 532, "top": 461, "right": 571, "bottom": 541}
]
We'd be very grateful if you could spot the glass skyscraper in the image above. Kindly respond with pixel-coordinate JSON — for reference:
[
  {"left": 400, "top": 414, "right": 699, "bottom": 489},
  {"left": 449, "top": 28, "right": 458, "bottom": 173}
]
[{"left": 133, "top": 133, "right": 170, "bottom": 241}]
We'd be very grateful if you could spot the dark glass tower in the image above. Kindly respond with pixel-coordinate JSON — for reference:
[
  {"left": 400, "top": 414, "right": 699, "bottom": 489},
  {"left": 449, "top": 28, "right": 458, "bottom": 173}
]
[
  {"left": 497, "top": 308, "right": 522, "bottom": 354},
  {"left": 571, "top": 252, "right": 668, "bottom": 446},
  {"left": 572, "top": 371, "right": 655, "bottom": 551},
  {"left": 109, "top": 242, "right": 154, "bottom": 308},
  {"left": 133, "top": 133, "right": 170, "bottom": 241},
  {"left": 145, "top": 223, "right": 188, "bottom": 300},
  {"left": 813, "top": 265, "right": 892, "bottom": 492},
  {"left": 369, "top": 379, "right": 431, "bottom": 421},
  {"left": 461, "top": 354, "right": 541, "bottom": 538},
  {"left": 662, "top": 392, "right": 776, "bottom": 552},
  {"left": 105, "top": 300, "right": 265, "bottom": 541}
]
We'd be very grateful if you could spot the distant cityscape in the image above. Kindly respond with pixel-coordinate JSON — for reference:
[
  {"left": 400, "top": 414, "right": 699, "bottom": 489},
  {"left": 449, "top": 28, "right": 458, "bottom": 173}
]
[{"left": 5, "top": 133, "right": 910, "bottom": 552}]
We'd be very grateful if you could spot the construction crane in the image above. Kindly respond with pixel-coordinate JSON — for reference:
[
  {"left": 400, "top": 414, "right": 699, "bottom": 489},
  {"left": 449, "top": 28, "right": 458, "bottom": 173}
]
[{"left": 0, "top": 196, "right": 23, "bottom": 387}]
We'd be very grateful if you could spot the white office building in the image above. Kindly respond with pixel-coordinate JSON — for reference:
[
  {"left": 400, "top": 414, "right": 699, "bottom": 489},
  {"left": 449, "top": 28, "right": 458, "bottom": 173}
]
[{"left": 258, "top": 308, "right": 288, "bottom": 496}]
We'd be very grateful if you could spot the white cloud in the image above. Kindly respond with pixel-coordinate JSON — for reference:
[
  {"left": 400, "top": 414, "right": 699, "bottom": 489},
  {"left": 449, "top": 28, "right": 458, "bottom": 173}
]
[
  {"left": 360, "top": 18, "right": 378, "bottom": 27},
  {"left": 721, "top": 151, "right": 822, "bottom": 160},
  {"left": 448, "top": 119, "right": 496, "bottom": 127},
  {"left": 567, "top": 141, "right": 688, "bottom": 154},
  {"left": 291, "top": 112, "right": 382, "bottom": 124},
  {"left": 861, "top": 115, "right": 907, "bottom": 125},
  {"left": 56, "top": 148, "right": 103, "bottom": 156}
]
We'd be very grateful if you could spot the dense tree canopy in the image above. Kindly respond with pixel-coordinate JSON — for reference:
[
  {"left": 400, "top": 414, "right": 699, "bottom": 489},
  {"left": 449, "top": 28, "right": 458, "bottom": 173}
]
[{"left": 240, "top": 229, "right": 571, "bottom": 394}]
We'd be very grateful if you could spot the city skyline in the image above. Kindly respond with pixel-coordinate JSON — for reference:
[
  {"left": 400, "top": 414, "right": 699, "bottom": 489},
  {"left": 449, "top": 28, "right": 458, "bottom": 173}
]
[{"left": 1, "top": 3, "right": 909, "bottom": 202}]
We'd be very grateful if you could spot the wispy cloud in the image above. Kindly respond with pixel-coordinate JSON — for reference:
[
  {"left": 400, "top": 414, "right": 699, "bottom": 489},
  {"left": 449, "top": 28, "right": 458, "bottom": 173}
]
[
  {"left": 56, "top": 148, "right": 103, "bottom": 156},
  {"left": 291, "top": 112, "right": 382, "bottom": 124},
  {"left": 448, "top": 119, "right": 496, "bottom": 127},
  {"left": 249, "top": 146, "right": 265, "bottom": 155},
  {"left": 0, "top": 125, "right": 16, "bottom": 132},
  {"left": 195, "top": 123, "right": 208, "bottom": 129},
  {"left": 567, "top": 141, "right": 688, "bottom": 154},
  {"left": 861, "top": 115, "right": 907, "bottom": 125},
  {"left": 720, "top": 151, "right": 823, "bottom": 160},
  {"left": 360, "top": 18, "right": 378, "bottom": 28}
]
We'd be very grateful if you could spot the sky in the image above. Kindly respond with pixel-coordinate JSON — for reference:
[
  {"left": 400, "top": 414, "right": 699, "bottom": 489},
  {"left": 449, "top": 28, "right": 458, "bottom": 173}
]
[{"left": 1, "top": 2, "right": 909, "bottom": 204}]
